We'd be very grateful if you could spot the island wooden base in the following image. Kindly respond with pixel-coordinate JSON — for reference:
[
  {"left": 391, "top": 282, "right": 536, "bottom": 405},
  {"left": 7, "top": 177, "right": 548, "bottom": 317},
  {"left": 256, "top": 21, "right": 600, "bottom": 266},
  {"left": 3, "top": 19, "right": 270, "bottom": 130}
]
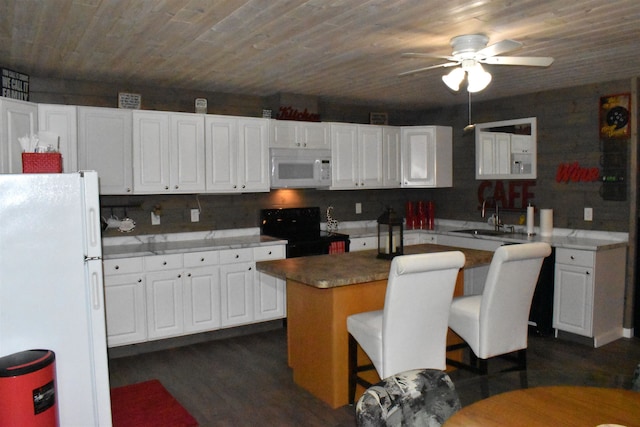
[{"left": 286, "top": 273, "right": 464, "bottom": 408}]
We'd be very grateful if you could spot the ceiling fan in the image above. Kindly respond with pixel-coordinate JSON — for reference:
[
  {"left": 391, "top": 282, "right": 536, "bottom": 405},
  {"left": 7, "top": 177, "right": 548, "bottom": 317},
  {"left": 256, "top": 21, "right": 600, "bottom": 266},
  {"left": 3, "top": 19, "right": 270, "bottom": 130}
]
[{"left": 399, "top": 34, "right": 554, "bottom": 92}]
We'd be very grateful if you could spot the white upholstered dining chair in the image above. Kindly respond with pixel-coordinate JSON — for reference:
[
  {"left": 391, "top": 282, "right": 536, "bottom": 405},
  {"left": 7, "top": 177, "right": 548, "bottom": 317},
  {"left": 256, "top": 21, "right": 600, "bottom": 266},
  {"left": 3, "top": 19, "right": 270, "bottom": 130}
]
[
  {"left": 347, "top": 251, "right": 466, "bottom": 403},
  {"left": 447, "top": 242, "right": 551, "bottom": 375}
]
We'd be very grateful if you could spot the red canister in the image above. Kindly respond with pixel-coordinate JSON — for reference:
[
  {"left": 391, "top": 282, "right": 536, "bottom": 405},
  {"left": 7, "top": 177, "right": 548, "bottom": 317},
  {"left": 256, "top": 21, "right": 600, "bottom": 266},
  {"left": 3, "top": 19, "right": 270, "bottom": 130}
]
[
  {"left": 405, "top": 201, "right": 415, "bottom": 229},
  {"left": 427, "top": 201, "right": 435, "bottom": 230},
  {"left": 416, "top": 201, "right": 427, "bottom": 229}
]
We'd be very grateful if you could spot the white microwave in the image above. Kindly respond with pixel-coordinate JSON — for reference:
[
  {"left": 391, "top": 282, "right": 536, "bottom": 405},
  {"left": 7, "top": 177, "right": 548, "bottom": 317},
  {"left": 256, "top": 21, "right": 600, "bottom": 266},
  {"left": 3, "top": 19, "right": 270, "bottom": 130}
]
[{"left": 270, "top": 148, "right": 332, "bottom": 189}]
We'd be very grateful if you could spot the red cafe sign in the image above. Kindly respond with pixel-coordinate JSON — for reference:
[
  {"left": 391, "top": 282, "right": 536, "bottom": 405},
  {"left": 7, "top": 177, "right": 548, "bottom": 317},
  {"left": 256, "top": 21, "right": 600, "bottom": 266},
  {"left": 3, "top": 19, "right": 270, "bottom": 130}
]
[{"left": 478, "top": 180, "right": 535, "bottom": 211}]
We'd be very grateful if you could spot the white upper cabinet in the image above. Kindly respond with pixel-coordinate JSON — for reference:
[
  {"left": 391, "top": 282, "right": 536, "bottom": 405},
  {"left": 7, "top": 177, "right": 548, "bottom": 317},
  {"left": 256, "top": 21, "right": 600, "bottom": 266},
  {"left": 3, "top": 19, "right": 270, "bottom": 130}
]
[
  {"left": 475, "top": 117, "right": 537, "bottom": 179},
  {"left": 205, "top": 115, "right": 270, "bottom": 193},
  {"left": 270, "top": 120, "right": 328, "bottom": 149},
  {"left": 330, "top": 123, "right": 384, "bottom": 189},
  {"left": 0, "top": 98, "right": 37, "bottom": 174},
  {"left": 382, "top": 126, "right": 401, "bottom": 188},
  {"left": 133, "top": 110, "right": 205, "bottom": 193},
  {"left": 38, "top": 104, "right": 78, "bottom": 172},
  {"left": 401, "top": 125, "right": 452, "bottom": 188},
  {"left": 78, "top": 106, "right": 133, "bottom": 194}
]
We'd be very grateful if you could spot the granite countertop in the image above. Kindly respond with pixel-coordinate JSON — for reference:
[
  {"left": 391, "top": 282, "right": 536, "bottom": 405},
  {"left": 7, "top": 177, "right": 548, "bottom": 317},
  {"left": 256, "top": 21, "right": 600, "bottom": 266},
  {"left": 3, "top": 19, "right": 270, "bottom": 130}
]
[
  {"left": 338, "top": 220, "right": 628, "bottom": 251},
  {"left": 255, "top": 244, "right": 494, "bottom": 289},
  {"left": 102, "top": 228, "right": 286, "bottom": 260}
]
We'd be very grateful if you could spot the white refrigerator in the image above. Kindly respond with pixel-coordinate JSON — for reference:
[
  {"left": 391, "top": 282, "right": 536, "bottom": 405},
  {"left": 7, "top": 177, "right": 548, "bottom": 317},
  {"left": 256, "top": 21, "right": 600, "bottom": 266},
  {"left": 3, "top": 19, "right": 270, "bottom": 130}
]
[{"left": 0, "top": 171, "right": 112, "bottom": 426}]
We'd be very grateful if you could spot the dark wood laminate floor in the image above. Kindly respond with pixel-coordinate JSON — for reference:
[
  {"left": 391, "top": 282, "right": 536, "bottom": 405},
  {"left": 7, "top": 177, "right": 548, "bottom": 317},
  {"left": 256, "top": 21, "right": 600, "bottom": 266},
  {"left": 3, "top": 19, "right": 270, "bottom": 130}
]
[{"left": 108, "top": 326, "right": 640, "bottom": 427}]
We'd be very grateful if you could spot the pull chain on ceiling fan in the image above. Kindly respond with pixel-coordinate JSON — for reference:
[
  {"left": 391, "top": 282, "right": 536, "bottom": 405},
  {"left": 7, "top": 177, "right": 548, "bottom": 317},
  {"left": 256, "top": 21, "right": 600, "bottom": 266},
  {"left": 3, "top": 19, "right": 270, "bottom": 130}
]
[
  {"left": 399, "top": 34, "right": 554, "bottom": 93},
  {"left": 464, "top": 91, "right": 475, "bottom": 133}
]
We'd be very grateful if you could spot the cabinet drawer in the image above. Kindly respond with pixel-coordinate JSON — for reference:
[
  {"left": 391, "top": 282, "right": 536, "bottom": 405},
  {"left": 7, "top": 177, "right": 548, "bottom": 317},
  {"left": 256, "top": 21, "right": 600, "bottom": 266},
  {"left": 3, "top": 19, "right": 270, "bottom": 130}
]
[
  {"left": 184, "top": 250, "right": 219, "bottom": 268},
  {"left": 219, "top": 247, "right": 253, "bottom": 264},
  {"left": 556, "top": 248, "right": 594, "bottom": 267},
  {"left": 103, "top": 257, "right": 143, "bottom": 276},
  {"left": 144, "top": 253, "right": 183, "bottom": 271},
  {"left": 253, "top": 245, "right": 286, "bottom": 262}
]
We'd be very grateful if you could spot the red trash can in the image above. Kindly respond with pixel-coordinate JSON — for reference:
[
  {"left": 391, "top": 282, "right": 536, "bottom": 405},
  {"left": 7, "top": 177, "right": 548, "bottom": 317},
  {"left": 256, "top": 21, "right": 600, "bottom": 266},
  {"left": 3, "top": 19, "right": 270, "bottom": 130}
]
[{"left": 0, "top": 349, "right": 57, "bottom": 427}]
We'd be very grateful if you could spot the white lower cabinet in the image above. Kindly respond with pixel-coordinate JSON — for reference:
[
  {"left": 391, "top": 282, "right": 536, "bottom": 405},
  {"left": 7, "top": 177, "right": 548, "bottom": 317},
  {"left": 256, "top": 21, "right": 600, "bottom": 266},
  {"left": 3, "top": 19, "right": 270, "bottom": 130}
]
[
  {"left": 349, "top": 236, "right": 378, "bottom": 252},
  {"left": 553, "top": 246, "right": 626, "bottom": 347},
  {"left": 183, "top": 251, "right": 221, "bottom": 333},
  {"left": 104, "top": 243, "right": 285, "bottom": 347},
  {"left": 103, "top": 258, "right": 146, "bottom": 347},
  {"left": 253, "top": 245, "right": 287, "bottom": 321},
  {"left": 220, "top": 250, "right": 255, "bottom": 327}
]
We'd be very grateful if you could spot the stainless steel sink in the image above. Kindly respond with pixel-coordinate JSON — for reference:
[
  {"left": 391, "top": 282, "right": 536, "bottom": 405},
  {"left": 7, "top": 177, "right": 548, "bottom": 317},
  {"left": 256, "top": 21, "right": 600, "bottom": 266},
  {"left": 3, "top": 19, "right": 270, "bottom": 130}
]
[{"left": 451, "top": 229, "right": 512, "bottom": 237}]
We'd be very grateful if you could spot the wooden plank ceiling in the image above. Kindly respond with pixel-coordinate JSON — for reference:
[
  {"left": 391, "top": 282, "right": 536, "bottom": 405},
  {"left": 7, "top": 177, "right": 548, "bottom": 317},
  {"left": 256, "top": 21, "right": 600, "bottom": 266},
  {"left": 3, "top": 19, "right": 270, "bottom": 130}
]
[{"left": 1, "top": 0, "right": 639, "bottom": 109}]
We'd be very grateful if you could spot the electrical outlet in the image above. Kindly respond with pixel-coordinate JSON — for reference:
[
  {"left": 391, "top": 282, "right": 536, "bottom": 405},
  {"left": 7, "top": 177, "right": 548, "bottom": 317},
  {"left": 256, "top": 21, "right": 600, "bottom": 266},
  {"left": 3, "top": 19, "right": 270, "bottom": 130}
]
[
  {"left": 191, "top": 208, "right": 200, "bottom": 222},
  {"left": 355, "top": 203, "right": 362, "bottom": 214},
  {"left": 584, "top": 207, "right": 593, "bottom": 221},
  {"left": 151, "top": 212, "right": 161, "bottom": 225}
]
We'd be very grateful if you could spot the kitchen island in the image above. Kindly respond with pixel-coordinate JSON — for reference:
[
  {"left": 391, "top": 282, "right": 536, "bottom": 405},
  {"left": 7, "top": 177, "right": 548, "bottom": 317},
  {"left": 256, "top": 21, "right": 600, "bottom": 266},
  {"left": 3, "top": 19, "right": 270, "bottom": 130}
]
[{"left": 256, "top": 243, "right": 494, "bottom": 408}]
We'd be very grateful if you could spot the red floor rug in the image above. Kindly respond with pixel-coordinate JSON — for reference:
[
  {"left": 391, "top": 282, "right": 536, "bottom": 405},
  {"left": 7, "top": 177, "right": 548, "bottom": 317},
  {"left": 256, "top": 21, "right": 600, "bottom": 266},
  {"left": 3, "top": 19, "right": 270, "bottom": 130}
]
[{"left": 110, "top": 379, "right": 198, "bottom": 427}]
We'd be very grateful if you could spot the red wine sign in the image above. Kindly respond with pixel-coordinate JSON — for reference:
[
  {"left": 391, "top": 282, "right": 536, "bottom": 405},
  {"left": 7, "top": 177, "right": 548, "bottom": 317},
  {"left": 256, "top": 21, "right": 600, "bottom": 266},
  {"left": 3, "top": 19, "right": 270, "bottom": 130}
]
[{"left": 556, "top": 162, "right": 600, "bottom": 183}]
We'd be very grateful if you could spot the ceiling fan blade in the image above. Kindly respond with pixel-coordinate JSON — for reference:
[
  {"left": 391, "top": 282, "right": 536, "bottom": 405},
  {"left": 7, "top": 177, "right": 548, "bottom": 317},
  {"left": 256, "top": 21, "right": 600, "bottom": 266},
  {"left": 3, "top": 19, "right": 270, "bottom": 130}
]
[
  {"left": 482, "top": 56, "right": 554, "bottom": 66},
  {"left": 401, "top": 53, "right": 457, "bottom": 61},
  {"left": 398, "top": 62, "right": 459, "bottom": 77},
  {"left": 477, "top": 39, "right": 522, "bottom": 57}
]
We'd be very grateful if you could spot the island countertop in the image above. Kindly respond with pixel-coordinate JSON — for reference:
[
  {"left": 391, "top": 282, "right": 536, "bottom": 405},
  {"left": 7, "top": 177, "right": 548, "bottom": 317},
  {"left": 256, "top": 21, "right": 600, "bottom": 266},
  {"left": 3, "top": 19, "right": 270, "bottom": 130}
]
[{"left": 255, "top": 243, "right": 495, "bottom": 289}]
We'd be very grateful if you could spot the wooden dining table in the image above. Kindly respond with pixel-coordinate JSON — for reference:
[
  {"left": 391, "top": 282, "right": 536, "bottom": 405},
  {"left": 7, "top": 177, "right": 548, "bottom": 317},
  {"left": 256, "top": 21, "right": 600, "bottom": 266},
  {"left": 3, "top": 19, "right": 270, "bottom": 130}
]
[{"left": 444, "top": 386, "right": 640, "bottom": 426}]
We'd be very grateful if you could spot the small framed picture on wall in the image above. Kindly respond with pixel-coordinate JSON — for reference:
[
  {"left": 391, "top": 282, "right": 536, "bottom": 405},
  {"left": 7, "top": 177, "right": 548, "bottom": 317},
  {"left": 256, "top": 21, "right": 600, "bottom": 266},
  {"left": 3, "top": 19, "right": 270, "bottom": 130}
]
[{"left": 600, "top": 93, "right": 630, "bottom": 139}]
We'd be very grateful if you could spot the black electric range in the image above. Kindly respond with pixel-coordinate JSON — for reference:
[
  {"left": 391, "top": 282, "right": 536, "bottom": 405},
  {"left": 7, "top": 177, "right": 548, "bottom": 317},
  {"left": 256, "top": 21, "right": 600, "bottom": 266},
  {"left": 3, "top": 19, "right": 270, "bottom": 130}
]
[{"left": 260, "top": 207, "right": 350, "bottom": 258}]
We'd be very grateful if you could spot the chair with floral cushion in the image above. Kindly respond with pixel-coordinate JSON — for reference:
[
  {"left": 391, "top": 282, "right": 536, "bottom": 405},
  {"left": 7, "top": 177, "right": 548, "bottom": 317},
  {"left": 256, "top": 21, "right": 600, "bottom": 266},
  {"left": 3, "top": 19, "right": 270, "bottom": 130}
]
[{"left": 355, "top": 369, "right": 461, "bottom": 427}]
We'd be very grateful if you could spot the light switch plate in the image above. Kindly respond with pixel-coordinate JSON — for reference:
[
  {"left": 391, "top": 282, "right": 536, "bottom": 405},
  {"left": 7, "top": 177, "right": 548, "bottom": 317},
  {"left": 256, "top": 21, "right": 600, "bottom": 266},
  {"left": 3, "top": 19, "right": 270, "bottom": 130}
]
[
  {"left": 151, "top": 212, "right": 161, "bottom": 225},
  {"left": 355, "top": 203, "right": 362, "bottom": 214},
  {"left": 191, "top": 209, "right": 200, "bottom": 222},
  {"left": 584, "top": 207, "right": 593, "bottom": 221}
]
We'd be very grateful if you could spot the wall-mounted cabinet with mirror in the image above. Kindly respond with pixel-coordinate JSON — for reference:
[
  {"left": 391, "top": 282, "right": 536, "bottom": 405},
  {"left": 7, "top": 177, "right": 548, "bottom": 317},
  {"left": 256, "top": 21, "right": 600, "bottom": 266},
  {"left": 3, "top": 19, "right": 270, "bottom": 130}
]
[{"left": 475, "top": 117, "right": 536, "bottom": 180}]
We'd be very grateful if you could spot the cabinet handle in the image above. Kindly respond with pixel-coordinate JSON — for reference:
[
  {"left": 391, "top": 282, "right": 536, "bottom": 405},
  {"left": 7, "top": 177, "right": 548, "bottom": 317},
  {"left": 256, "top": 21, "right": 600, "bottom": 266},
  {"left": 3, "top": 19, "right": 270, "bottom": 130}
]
[
  {"left": 164, "top": 185, "right": 169, "bottom": 190},
  {"left": 178, "top": 274, "right": 182, "bottom": 278},
  {"left": 268, "top": 251, "right": 272, "bottom": 255},
  {"left": 242, "top": 185, "right": 246, "bottom": 189},
  {"left": 163, "top": 261, "right": 167, "bottom": 265},
  {"left": 585, "top": 271, "right": 590, "bottom": 275},
  {"left": 570, "top": 256, "right": 575, "bottom": 260},
  {"left": 137, "top": 279, "right": 142, "bottom": 283},
  {"left": 115, "top": 265, "right": 120, "bottom": 270},
  {"left": 235, "top": 254, "right": 239, "bottom": 258},
  {"left": 201, "top": 257, "right": 205, "bottom": 262},
  {"left": 175, "top": 185, "right": 179, "bottom": 189},
  {"left": 188, "top": 273, "right": 191, "bottom": 277},
  {"left": 248, "top": 266, "right": 252, "bottom": 271},
  {"left": 233, "top": 185, "right": 237, "bottom": 189}
]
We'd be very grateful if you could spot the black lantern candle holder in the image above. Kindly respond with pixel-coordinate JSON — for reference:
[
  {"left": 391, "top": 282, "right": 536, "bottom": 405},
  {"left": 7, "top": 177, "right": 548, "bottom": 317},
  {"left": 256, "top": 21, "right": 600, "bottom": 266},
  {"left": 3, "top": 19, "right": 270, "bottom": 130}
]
[{"left": 377, "top": 207, "right": 404, "bottom": 259}]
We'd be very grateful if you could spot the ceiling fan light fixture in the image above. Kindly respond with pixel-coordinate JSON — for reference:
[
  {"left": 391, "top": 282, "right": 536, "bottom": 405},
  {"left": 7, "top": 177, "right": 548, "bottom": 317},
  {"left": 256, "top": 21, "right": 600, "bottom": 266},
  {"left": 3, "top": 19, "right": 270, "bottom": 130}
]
[
  {"left": 466, "top": 63, "right": 492, "bottom": 93},
  {"left": 442, "top": 67, "right": 465, "bottom": 91}
]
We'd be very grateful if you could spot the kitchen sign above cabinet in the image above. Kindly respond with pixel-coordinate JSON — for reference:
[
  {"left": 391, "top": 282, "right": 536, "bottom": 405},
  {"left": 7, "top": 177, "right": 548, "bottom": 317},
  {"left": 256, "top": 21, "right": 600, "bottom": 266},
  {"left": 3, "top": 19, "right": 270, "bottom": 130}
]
[{"left": 475, "top": 117, "right": 537, "bottom": 180}]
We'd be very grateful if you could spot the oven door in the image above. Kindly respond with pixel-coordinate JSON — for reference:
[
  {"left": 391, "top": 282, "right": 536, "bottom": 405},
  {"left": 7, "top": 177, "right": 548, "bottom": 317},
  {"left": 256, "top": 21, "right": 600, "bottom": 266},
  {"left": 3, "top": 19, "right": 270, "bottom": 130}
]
[{"left": 287, "top": 240, "right": 329, "bottom": 258}]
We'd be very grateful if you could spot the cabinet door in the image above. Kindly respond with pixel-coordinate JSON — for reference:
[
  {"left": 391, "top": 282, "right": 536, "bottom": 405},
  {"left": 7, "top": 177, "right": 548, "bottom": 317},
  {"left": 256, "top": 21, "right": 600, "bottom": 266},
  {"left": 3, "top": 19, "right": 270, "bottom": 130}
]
[
  {"left": 401, "top": 126, "right": 452, "bottom": 188},
  {"left": 37, "top": 104, "right": 77, "bottom": 172},
  {"left": 171, "top": 113, "right": 206, "bottom": 192},
  {"left": 358, "top": 124, "right": 384, "bottom": 188},
  {"left": 301, "top": 121, "right": 328, "bottom": 149},
  {"left": 183, "top": 265, "right": 221, "bottom": 333},
  {"left": 145, "top": 270, "right": 184, "bottom": 340},
  {"left": 254, "top": 271, "right": 286, "bottom": 321},
  {"left": 330, "top": 123, "right": 359, "bottom": 189},
  {"left": 133, "top": 111, "right": 170, "bottom": 193},
  {"left": 0, "top": 99, "right": 37, "bottom": 174},
  {"left": 478, "top": 132, "right": 511, "bottom": 176},
  {"left": 78, "top": 107, "right": 133, "bottom": 194},
  {"left": 382, "top": 126, "right": 401, "bottom": 188},
  {"left": 238, "top": 117, "right": 270, "bottom": 192},
  {"left": 220, "top": 262, "right": 254, "bottom": 327},
  {"left": 553, "top": 264, "right": 594, "bottom": 336},
  {"left": 104, "top": 273, "right": 146, "bottom": 347},
  {"left": 270, "top": 120, "right": 298, "bottom": 148},
  {"left": 205, "top": 115, "right": 238, "bottom": 192}
]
